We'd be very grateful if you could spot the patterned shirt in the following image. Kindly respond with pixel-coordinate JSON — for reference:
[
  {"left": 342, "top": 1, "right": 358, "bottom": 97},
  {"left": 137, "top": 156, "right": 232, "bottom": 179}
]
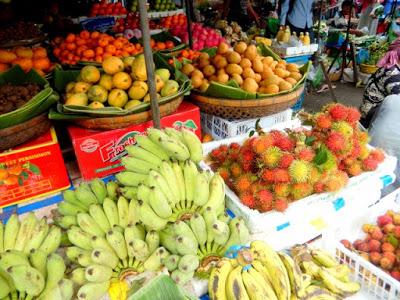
[{"left": 360, "top": 65, "right": 400, "bottom": 118}]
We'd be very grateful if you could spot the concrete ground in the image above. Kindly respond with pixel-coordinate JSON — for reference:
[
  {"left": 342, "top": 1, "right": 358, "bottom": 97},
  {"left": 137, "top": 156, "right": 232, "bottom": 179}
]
[{"left": 303, "top": 82, "right": 364, "bottom": 112}]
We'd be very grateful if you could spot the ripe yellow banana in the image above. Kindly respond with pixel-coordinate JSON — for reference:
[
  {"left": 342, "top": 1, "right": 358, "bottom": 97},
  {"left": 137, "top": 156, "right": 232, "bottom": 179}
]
[
  {"left": 225, "top": 265, "right": 250, "bottom": 300},
  {"left": 181, "top": 128, "right": 203, "bottom": 163},
  {"left": 311, "top": 249, "right": 338, "bottom": 268},
  {"left": 318, "top": 268, "right": 360, "bottom": 297},
  {"left": 208, "top": 259, "right": 232, "bottom": 300},
  {"left": 248, "top": 267, "right": 278, "bottom": 300},
  {"left": 242, "top": 268, "right": 273, "bottom": 300}
]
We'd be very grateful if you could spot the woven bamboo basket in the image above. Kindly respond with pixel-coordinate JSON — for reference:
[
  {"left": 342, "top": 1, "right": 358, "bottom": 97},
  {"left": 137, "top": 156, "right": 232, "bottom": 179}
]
[
  {"left": 0, "top": 113, "right": 51, "bottom": 150},
  {"left": 360, "top": 63, "right": 378, "bottom": 74},
  {"left": 74, "top": 96, "right": 183, "bottom": 130},
  {"left": 190, "top": 85, "right": 304, "bottom": 119}
]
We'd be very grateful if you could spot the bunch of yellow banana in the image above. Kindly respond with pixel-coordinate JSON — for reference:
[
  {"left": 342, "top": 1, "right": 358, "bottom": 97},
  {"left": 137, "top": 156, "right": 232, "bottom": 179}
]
[
  {"left": 0, "top": 213, "right": 73, "bottom": 300},
  {"left": 161, "top": 215, "right": 249, "bottom": 282},
  {"left": 208, "top": 241, "right": 361, "bottom": 300},
  {"left": 291, "top": 245, "right": 361, "bottom": 299}
]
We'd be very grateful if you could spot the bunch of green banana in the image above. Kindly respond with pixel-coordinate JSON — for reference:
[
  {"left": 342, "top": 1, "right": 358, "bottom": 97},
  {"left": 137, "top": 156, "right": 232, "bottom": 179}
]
[
  {"left": 119, "top": 160, "right": 226, "bottom": 229},
  {"left": 291, "top": 245, "right": 361, "bottom": 299},
  {"left": 56, "top": 179, "right": 121, "bottom": 228},
  {"left": 160, "top": 215, "right": 249, "bottom": 278},
  {"left": 0, "top": 213, "right": 72, "bottom": 300},
  {"left": 66, "top": 219, "right": 170, "bottom": 297}
]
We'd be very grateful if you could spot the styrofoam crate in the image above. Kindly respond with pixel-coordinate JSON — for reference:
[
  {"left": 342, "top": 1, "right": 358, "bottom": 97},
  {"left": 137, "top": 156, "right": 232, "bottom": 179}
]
[
  {"left": 201, "top": 125, "right": 398, "bottom": 248},
  {"left": 271, "top": 44, "right": 318, "bottom": 57},
  {"left": 322, "top": 189, "right": 400, "bottom": 300},
  {"left": 200, "top": 109, "right": 293, "bottom": 140}
]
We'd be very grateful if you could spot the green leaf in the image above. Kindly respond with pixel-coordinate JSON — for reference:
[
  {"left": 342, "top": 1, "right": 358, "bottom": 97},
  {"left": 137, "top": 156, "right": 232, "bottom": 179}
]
[
  {"left": 305, "top": 136, "right": 316, "bottom": 146},
  {"left": 313, "top": 147, "right": 328, "bottom": 165},
  {"left": 226, "top": 80, "right": 240, "bottom": 88},
  {"left": 18, "top": 177, "right": 24, "bottom": 186},
  {"left": 28, "top": 163, "right": 41, "bottom": 175},
  {"left": 387, "top": 234, "right": 399, "bottom": 248},
  {"left": 21, "top": 171, "right": 29, "bottom": 179},
  {"left": 255, "top": 118, "right": 261, "bottom": 131},
  {"left": 249, "top": 130, "right": 255, "bottom": 137}
]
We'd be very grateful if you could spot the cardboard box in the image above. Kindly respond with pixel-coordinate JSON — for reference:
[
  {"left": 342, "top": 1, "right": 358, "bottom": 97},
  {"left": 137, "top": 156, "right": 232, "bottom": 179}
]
[
  {"left": 68, "top": 102, "right": 201, "bottom": 180},
  {"left": 0, "top": 128, "right": 70, "bottom": 208}
]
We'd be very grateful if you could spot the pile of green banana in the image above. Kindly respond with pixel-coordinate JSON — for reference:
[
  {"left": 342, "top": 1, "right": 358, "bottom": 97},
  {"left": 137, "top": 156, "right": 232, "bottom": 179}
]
[
  {"left": 161, "top": 215, "right": 249, "bottom": 280},
  {"left": 0, "top": 213, "right": 73, "bottom": 300},
  {"left": 209, "top": 241, "right": 361, "bottom": 300}
]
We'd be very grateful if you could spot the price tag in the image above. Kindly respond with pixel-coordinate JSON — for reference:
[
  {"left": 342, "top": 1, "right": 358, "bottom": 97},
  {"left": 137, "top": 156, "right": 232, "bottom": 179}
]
[{"left": 310, "top": 217, "right": 327, "bottom": 231}]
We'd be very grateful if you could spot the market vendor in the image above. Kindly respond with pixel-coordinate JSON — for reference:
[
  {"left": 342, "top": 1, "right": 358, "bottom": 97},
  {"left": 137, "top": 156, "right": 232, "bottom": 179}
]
[
  {"left": 279, "top": 0, "right": 314, "bottom": 39},
  {"left": 222, "top": 0, "right": 262, "bottom": 30},
  {"left": 357, "top": 0, "right": 384, "bottom": 35},
  {"left": 327, "top": 0, "right": 356, "bottom": 28},
  {"left": 360, "top": 38, "right": 400, "bottom": 128}
]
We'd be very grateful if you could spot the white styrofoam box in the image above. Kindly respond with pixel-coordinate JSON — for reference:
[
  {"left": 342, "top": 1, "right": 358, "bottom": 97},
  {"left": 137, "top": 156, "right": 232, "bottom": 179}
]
[
  {"left": 271, "top": 43, "right": 318, "bottom": 57},
  {"left": 201, "top": 109, "right": 293, "bottom": 140},
  {"left": 322, "top": 188, "right": 400, "bottom": 300},
  {"left": 201, "top": 127, "right": 398, "bottom": 245}
]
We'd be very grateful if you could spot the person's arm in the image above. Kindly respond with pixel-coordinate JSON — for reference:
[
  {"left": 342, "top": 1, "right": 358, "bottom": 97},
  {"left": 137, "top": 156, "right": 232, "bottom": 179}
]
[
  {"left": 280, "top": 0, "right": 290, "bottom": 25},
  {"left": 247, "top": 0, "right": 260, "bottom": 23}
]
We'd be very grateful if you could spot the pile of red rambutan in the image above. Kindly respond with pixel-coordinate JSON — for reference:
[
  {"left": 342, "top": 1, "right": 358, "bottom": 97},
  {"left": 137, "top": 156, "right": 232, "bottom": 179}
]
[{"left": 207, "top": 103, "right": 385, "bottom": 213}]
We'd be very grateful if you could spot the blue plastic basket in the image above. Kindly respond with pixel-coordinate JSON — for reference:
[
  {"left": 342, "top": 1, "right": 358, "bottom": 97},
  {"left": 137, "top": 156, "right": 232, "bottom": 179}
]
[{"left": 291, "top": 88, "right": 305, "bottom": 112}]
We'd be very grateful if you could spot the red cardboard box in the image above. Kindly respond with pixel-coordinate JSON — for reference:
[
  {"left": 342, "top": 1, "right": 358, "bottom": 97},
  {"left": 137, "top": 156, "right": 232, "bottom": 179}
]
[
  {"left": 0, "top": 128, "right": 70, "bottom": 208},
  {"left": 68, "top": 102, "right": 201, "bottom": 180}
]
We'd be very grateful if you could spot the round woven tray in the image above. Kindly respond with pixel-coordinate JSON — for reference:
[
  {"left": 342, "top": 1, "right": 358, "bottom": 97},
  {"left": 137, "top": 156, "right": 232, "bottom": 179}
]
[
  {"left": 190, "top": 85, "right": 304, "bottom": 119},
  {"left": 0, "top": 113, "right": 51, "bottom": 151},
  {"left": 74, "top": 96, "right": 183, "bottom": 130},
  {"left": 360, "top": 63, "right": 378, "bottom": 75}
]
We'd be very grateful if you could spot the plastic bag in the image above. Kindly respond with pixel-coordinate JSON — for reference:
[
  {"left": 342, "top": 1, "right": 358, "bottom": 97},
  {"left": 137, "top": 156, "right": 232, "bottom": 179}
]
[
  {"left": 307, "top": 64, "right": 324, "bottom": 88},
  {"left": 369, "top": 95, "right": 400, "bottom": 181}
]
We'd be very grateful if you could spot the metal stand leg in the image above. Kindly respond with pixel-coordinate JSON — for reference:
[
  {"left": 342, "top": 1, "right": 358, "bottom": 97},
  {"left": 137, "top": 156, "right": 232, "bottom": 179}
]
[{"left": 319, "top": 59, "right": 338, "bottom": 102}]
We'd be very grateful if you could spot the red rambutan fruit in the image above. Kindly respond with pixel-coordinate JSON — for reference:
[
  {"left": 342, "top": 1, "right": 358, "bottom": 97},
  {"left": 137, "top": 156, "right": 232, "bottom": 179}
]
[
  {"left": 230, "top": 162, "right": 243, "bottom": 178},
  {"left": 227, "top": 148, "right": 240, "bottom": 161},
  {"left": 326, "top": 132, "right": 346, "bottom": 152},
  {"left": 242, "top": 137, "right": 256, "bottom": 149},
  {"left": 240, "top": 193, "right": 256, "bottom": 209},
  {"left": 260, "top": 169, "right": 275, "bottom": 183},
  {"left": 309, "top": 167, "right": 322, "bottom": 184},
  {"left": 358, "top": 131, "right": 370, "bottom": 145},
  {"left": 261, "top": 146, "right": 282, "bottom": 168},
  {"left": 217, "top": 167, "right": 230, "bottom": 182},
  {"left": 274, "top": 168, "right": 290, "bottom": 183},
  {"left": 314, "top": 182, "right": 325, "bottom": 193},
  {"left": 346, "top": 107, "right": 361, "bottom": 124},
  {"left": 275, "top": 135, "right": 295, "bottom": 151},
  {"left": 291, "top": 182, "right": 314, "bottom": 200},
  {"left": 242, "top": 161, "right": 253, "bottom": 172},
  {"left": 234, "top": 173, "right": 254, "bottom": 193},
  {"left": 253, "top": 135, "right": 275, "bottom": 154},
  {"left": 315, "top": 113, "right": 332, "bottom": 130},
  {"left": 296, "top": 147, "right": 316, "bottom": 162},
  {"left": 331, "top": 121, "right": 354, "bottom": 139},
  {"left": 347, "top": 161, "right": 363, "bottom": 177},
  {"left": 288, "top": 160, "right": 311, "bottom": 183},
  {"left": 328, "top": 103, "right": 348, "bottom": 121},
  {"left": 324, "top": 177, "right": 344, "bottom": 192},
  {"left": 274, "top": 198, "right": 289, "bottom": 212},
  {"left": 250, "top": 181, "right": 265, "bottom": 194},
  {"left": 279, "top": 153, "right": 295, "bottom": 169},
  {"left": 369, "top": 149, "right": 385, "bottom": 163},
  {"left": 230, "top": 143, "right": 241, "bottom": 150},
  {"left": 256, "top": 189, "right": 274, "bottom": 212},
  {"left": 362, "top": 157, "right": 379, "bottom": 171},
  {"left": 274, "top": 183, "right": 291, "bottom": 197}
]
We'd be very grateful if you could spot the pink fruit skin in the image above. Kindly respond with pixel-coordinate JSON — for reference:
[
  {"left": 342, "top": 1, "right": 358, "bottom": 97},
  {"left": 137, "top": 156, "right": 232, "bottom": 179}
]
[
  {"left": 369, "top": 239, "right": 381, "bottom": 252},
  {"left": 378, "top": 214, "right": 393, "bottom": 227},
  {"left": 383, "top": 223, "right": 395, "bottom": 233},
  {"left": 371, "top": 228, "right": 384, "bottom": 240}
]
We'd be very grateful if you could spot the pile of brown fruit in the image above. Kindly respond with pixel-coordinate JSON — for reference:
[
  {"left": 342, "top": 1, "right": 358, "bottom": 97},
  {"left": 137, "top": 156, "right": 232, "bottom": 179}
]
[
  {"left": 0, "top": 83, "right": 41, "bottom": 114},
  {"left": 0, "top": 22, "right": 43, "bottom": 45}
]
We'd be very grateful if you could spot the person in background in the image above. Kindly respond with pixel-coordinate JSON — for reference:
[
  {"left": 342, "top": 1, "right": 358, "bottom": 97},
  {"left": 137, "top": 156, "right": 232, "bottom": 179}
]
[
  {"left": 223, "top": 0, "right": 263, "bottom": 31},
  {"left": 357, "top": 0, "right": 384, "bottom": 35},
  {"left": 360, "top": 38, "right": 400, "bottom": 128},
  {"left": 279, "top": 0, "right": 315, "bottom": 39}
]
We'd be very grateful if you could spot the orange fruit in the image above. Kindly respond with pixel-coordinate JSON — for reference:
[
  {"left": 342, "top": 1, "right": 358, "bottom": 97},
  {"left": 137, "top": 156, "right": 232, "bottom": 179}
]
[
  {"left": 15, "top": 47, "right": 33, "bottom": 59},
  {"left": 80, "top": 30, "right": 90, "bottom": 39},
  {"left": 66, "top": 33, "right": 76, "bottom": 43},
  {"left": 0, "top": 50, "right": 16, "bottom": 64},
  {"left": 156, "top": 42, "right": 166, "bottom": 50},
  {"left": 33, "top": 57, "right": 51, "bottom": 71},
  {"left": 12, "top": 58, "right": 33, "bottom": 72},
  {"left": 95, "top": 47, "right": 104, "bottom": 55},
  {"left": 83, "top": 49, "right": 95, "bottom": 58},
  {"left": 32, "top": 47, "right": 47, "bottom": 59},
  {"left": 4, "top": 174, "right": 18, "bottom": 186},
  {"left": 66, "top": 43, "right": 76, "bottom": 51},
  {"left": 0, "top": 63, "right": 9, "bottom": 72},
  {"left": 91, "top": 31, "right": 100, "bottom": 39},
  {"left": 105, "top": 45, "right": 116, "bottom": 55}
]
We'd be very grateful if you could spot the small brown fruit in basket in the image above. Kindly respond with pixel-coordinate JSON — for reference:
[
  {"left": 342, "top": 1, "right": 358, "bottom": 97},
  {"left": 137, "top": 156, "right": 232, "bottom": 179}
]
[
  {"left": 252, "top": 58, "right": 263, "bottom": 73},
  {"left": 262, "top": 56, "right": 274, "bottom": 66},
  {"left": 200, "top": 80, "right": 209, "bottom": 93},
  {"left": 264, "top": 84, "right": 280, "bottom": 94},
  {"left": 226, "top": 64, "right": 243, "bottom": 75},
  {"left": 199, "top": 52, "right": 210, "bottom": 61},
  {"left": 242, "top": 78, "right": 258, "bottom": 93},
  {"left": 203, "top": 65, "right": 216, "bottom": 77},
  {"left": 231, "top": 74, "right": 243, "bottom": 85},
  {"left": 74, "top": 82, "right": 91, "bottom": 93},
  {"left": 191, "top": 69, "right": 204, "bottom": 80},
  {"left": 254, "top": 73, "right": 262, "bottom": 83},
  {"left": 209, "top": 75, "right": 218, "bottom": 82},
  {"left": 289, "top": 72, "right": 302, "bottom": 81},
  {"left": 182, "top": 64, "right": 195, "bottom": 76},
  {"left": 286, "top": 77, "right": 297, "bottom": 86},
  {"left": 275, "top": 68, "right": 288, "bottom": 79},
  {"left": 218, "top": 42, "right": 230, "bottom": 54},
  {"left": 213, "top": 55, "right": 228, "bottom": 69},
  {"left": 244, "top": 45, "right": 257, "bottom": 61},
  {"left": 242, "top": 67, "right": 255, "bottom": 79},
  {"left": 287, "top": 63, "right": 299, "bottom": 72},
  {"left": 234, "top": 42, "right": 247, "bottom": 54},
  {"left": 191, "top": 75, "right": 203, "bottom": 89},
  {"left": 270, "top": 61, "right": 278, "bottom": 70},
  {"left": 199, "top": 58, "right": 210, "bottom": 69},
  {"left": 279, "top": 81, "right": 292, "bottom": 91},
  {"left": 263, "top": 74, "right": 282, "bottom": 86},
  {"left": 227, "top": 51, "right": 241, "bottom": 64},
  {"left": 240, "top": 58, "right": 252, "bottom": 69},
  {"left": 217, "top": 73, "right": 229, "bottom": 84},
  {"left": 261, "top": 67, "right": 274, "bottom": 80}
]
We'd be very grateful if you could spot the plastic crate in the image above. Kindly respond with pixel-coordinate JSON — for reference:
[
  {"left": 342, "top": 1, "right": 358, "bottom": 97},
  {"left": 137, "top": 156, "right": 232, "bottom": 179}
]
[
  {"left": 323, "top": 188, "right": 400, "bottom": 300},
  {"left": 200, "top": 109, "right": 293, "bottom": 140}
]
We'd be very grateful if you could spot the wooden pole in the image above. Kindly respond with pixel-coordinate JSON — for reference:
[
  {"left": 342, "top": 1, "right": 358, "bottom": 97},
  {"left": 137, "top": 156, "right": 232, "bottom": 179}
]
[
  {"left": 138, "top": 0, "right": 161, "bottom": 129},
  {"left": 185, "top": 0, "right": 193, "bottom": 49}
]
